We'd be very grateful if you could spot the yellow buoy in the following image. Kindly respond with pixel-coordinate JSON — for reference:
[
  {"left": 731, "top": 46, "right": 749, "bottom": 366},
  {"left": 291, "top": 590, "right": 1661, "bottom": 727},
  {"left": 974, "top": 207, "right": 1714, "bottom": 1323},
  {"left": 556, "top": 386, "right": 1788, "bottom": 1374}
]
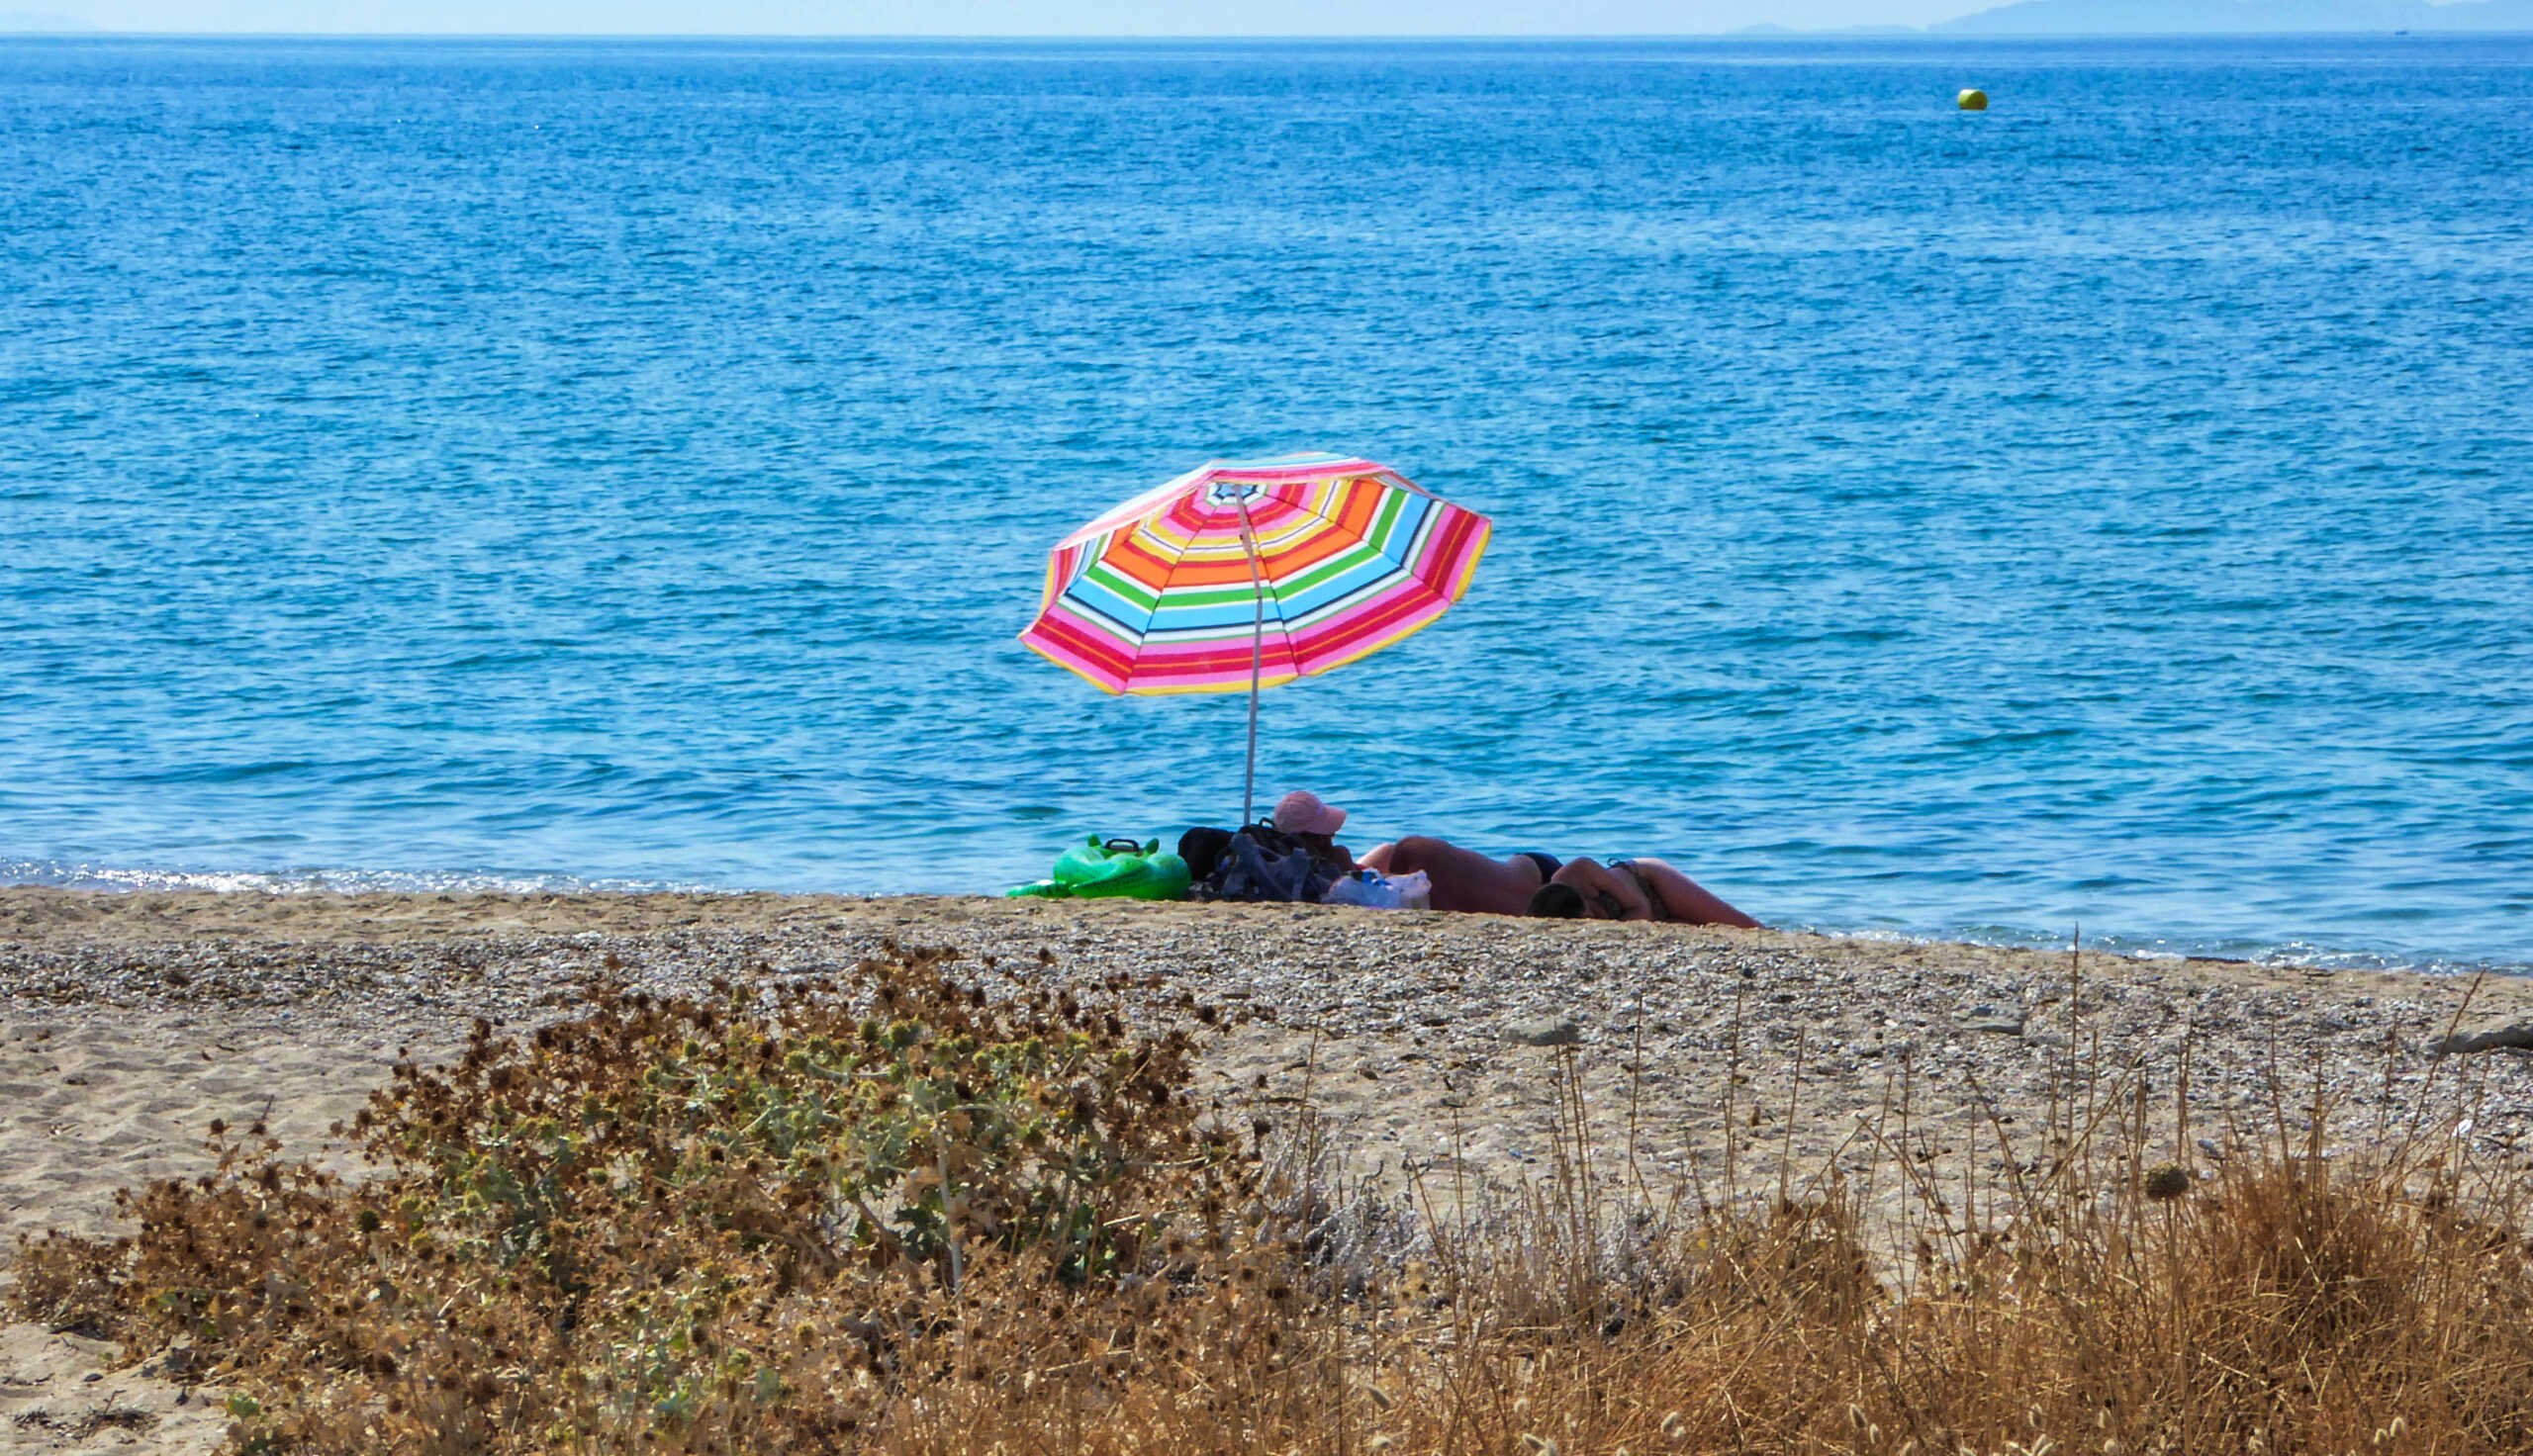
[{"left": 1958, "top": 89, "right": 1989, "bottom": 111}]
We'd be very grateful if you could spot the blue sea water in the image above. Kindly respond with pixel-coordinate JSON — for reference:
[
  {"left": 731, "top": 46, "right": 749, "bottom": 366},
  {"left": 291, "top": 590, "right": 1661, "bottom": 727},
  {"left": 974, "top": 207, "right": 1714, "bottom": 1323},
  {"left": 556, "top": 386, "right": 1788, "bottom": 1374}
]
[{"left": 3, "top": 34, "right": 2529, "bottom": 972}]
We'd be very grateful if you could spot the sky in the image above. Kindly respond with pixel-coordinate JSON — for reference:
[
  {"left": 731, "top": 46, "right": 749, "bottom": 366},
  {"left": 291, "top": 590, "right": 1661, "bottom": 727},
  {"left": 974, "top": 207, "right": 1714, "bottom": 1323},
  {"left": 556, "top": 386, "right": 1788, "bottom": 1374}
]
[{"left": 5, "top": 0, "right": 2003, "bottom": 34}]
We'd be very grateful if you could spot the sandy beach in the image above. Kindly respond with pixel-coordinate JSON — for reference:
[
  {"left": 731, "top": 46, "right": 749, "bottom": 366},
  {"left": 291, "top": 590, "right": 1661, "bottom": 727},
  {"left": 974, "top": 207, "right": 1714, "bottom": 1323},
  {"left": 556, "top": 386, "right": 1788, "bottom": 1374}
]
[{"left": 6, "top": 887, "right": 2533, "bottom": 1453}]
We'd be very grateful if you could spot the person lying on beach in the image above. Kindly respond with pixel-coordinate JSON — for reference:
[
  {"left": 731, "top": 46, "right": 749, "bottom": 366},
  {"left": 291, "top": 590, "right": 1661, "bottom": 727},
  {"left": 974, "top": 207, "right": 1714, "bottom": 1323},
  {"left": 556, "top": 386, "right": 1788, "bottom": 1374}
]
[
  {"left": 1269, "top": 789, "right": 1358, "bottom": 879},
  {"left": 1176, "top": 791, "right": 1358, "bottom": 902},
  {"left": 1526, "top": 856, "right": 1761, "bottom": 928},
  {"left": 1357, "top": 836, "right": 1760, "bottom": 926},
  {"left": 1354, "top": 835, "right": 1566, "bottom": 915}
]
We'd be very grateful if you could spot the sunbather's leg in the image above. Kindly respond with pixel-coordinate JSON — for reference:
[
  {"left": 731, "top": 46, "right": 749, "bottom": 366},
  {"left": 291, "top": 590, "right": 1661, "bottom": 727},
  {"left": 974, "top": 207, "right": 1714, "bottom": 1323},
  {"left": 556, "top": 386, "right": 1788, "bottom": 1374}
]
[{"left": 1628, "top": 858, "right": 1761, "bottom": 929}]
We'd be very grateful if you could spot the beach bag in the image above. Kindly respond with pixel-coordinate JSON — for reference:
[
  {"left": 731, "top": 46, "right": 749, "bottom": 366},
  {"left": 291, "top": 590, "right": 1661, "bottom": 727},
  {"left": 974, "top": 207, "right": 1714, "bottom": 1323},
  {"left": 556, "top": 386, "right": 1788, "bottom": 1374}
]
[
  {"left": 1176, "top": 825, "right": 1236, "bottom": 882},
  {"left": 1195, "top": 823, "right": 1335, "bottom": 904}
]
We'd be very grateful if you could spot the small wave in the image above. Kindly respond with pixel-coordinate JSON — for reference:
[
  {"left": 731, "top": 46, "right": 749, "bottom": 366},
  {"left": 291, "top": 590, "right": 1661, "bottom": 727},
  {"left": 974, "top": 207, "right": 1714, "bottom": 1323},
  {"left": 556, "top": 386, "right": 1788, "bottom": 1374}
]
[
  {"left": 0, "top": 859, "right": 709, "bottom": 897},
  {"left": 1781, "top": 917, "right": 2529, "bottom": 980}
]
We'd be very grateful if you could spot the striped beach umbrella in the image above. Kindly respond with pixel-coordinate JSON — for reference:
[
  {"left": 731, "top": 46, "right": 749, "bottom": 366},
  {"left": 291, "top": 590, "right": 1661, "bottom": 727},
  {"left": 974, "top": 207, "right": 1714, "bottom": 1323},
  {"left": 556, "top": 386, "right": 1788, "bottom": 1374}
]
[{"left": 1019, "top": 453, "right": 1492, "bottom": 822}]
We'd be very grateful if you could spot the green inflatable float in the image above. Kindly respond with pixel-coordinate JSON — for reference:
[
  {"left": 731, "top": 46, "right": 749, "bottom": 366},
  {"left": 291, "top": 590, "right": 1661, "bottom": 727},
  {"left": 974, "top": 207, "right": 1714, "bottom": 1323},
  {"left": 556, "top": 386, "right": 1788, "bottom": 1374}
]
[{"left": 1006, "top": 836, "right": 1191, "bottom": 901}]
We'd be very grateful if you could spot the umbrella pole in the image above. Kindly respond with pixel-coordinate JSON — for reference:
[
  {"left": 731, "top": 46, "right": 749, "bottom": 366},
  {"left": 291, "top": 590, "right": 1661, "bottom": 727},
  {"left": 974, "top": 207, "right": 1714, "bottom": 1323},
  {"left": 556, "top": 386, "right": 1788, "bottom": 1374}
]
[{"left": 1238, "top": 498, "right": 1266, "bottom": 826}]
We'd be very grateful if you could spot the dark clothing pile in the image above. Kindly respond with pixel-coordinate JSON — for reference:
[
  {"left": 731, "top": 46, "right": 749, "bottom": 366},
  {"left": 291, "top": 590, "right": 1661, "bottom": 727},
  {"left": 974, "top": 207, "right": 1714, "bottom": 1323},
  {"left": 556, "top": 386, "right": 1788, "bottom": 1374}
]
[{"left": 1178, "top": 822, "right": 1346, "bottom": 904}]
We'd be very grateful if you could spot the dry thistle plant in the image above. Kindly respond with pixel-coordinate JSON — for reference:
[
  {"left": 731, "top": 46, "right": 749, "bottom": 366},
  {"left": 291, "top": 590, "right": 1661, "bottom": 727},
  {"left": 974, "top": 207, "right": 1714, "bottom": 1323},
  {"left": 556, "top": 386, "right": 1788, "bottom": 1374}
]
[{"left": 7, "top": 946, "right": 1297, "bottom": 1453}]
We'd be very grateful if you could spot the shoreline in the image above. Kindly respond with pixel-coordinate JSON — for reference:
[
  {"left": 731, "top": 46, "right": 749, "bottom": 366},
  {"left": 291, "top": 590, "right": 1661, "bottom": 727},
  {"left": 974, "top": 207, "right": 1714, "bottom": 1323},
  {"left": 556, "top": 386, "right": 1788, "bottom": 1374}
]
[
  {"left": 8, "top": 888, "right": 2533, "bottom": 1449},
  {"left": 7, "top": 869, "right": 2522, "bottom": 981}
]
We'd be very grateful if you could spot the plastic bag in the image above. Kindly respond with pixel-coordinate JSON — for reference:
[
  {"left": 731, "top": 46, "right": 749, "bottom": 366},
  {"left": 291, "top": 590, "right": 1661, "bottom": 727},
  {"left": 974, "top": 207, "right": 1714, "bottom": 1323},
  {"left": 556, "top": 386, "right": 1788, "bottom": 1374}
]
[
  {"left": 1324, "top": 867, "right": 1431, "bottom": 910},
  {"left": 1324, "top": 869, "right": 1402, "bottom": 908}
]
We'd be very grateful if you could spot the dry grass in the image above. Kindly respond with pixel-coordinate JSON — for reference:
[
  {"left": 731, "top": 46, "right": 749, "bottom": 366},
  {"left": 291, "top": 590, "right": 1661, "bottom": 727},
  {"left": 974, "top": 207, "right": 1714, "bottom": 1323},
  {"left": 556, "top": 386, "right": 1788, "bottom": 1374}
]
[{"left": 11, "top": 946, "right": 2533, "bottom": 1455}]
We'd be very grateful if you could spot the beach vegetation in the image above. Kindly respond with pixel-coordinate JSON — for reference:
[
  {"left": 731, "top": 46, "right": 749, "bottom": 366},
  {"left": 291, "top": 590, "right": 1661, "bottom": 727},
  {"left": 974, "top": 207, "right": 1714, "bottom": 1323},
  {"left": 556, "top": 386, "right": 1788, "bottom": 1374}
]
[{"left": 10, "top": 949, "right": 2533, "bottom": 1454}]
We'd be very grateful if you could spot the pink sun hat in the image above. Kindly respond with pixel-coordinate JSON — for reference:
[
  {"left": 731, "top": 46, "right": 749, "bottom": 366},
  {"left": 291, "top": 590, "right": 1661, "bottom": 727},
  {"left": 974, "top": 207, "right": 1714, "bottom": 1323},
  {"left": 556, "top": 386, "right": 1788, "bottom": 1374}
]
[{"left": 1272, "top": 789, "right": 1347, "bottom": 836}]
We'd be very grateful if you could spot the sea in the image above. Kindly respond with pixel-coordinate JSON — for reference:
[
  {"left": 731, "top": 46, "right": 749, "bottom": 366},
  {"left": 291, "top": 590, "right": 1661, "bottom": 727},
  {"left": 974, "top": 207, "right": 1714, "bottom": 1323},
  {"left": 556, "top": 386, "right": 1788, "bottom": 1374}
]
[{"left": 3, "top": 34, "right": 2528, "bottom": 973}]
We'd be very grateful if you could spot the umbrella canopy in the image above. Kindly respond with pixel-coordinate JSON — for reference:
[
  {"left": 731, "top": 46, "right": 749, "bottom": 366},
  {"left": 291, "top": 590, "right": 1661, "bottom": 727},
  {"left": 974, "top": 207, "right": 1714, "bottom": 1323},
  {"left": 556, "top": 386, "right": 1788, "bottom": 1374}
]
[
  {"left": 1020, "top": 453, "right": 1491, "bottom": 696},
  {"left": 1019, "top": 452, "right": 1491, "bottom": 825}
]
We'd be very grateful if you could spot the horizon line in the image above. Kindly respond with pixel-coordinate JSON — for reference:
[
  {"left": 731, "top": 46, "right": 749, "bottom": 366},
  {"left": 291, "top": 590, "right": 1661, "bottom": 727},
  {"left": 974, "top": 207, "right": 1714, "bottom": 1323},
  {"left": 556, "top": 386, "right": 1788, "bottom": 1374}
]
[{"left": 5, "top": 26, "right": 2522, "bottom": 39}]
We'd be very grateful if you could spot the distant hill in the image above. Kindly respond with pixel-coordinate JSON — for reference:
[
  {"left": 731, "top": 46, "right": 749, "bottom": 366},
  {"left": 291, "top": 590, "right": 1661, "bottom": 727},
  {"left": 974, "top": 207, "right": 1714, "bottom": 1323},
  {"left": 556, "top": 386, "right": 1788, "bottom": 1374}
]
[{"left": 1939, "top": 0, "right": 2533, "bottom": 31}]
